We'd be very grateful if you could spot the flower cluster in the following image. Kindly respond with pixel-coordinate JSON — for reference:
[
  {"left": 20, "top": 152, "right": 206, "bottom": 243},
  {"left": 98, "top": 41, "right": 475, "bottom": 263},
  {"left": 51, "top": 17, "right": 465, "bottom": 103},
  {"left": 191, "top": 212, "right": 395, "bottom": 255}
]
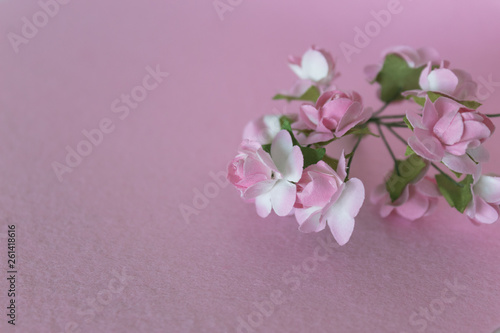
[{"left": 228, "top": 46, "right": 500, "bottom": 245}]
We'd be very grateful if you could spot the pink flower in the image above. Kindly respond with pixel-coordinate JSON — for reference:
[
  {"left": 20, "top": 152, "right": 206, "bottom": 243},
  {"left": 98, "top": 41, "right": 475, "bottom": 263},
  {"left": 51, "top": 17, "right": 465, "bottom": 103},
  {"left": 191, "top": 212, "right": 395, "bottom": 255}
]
[
  {"left": 243, "top": 115, "right": 282, "bottom": 145},
  {"left": 227, "top": 140, "right": 270, "bottom": 195},
  {"left": 465, "top": 175, "right": 500, "bottom": 224},
  {"left": 288, "top": 46, "right": 336, "bottom": 86},
  {"left": 418, "top": 61, "right": 477, "bottom": 100},
  {"left": 293, "top": 90, "right": 370, "bottom": 144},
  {"left": 407, "top": 96, "right": 495, "bottom": 174},
  {"left": 365, "top": 46, "right": 440, "bottom": 82},
  {"left": 240, "top": 130, "right": 304, "bottom": 217},
  {"left": 294, "top": 153, "right": 365, "bottom": 246},
  {"left": 371, "top": 177, "right": 440, "bottom": 221}
]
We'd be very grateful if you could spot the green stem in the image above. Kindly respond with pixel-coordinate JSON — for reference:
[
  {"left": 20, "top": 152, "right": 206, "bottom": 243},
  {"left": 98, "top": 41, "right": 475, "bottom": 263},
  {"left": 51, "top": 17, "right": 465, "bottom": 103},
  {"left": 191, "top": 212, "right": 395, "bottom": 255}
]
[
  {"left": 372, "top": 102, "right": 390, "bottom": 117},
  {"left": 486, "top": 114, "right": 500, "bottom": 118},
  {"left": 380, "top": 121, "right": 406, "bottom": 127},
  {"left": 385, "top": 126, "right": 407, "bottom": 145},
  {"left": 376, "top": 123, "right": 400, "bottom": 176},
  {"left": 344, "top": 136, "right": 363, "bottom": 181},
  {"left": 431, "top": 162, "right": 461, "bottom": 186},
  {"left": 376, "top": 114, "right": 407, "bottom": 119}
]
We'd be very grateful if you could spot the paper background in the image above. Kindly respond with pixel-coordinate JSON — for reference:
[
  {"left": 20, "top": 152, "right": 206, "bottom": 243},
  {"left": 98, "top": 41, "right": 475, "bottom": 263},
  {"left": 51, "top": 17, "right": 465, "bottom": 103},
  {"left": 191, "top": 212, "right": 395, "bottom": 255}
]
[{"left": 1, "top": 0, "right": 500, "bottom": 332}]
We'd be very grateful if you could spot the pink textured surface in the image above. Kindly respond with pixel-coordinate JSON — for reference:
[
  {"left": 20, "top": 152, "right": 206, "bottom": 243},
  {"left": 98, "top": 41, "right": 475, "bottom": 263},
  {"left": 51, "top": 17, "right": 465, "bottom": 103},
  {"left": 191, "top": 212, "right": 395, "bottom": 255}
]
[{"left": 1, "top": 0, "right": 500, "bottom": 332}]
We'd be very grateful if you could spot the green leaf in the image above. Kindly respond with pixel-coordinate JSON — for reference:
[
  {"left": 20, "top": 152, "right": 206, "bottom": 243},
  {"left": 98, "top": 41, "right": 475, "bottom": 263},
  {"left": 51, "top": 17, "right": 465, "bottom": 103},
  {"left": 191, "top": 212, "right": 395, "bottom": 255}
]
[
  {"left": 385, "top": 155, "right": 427, "bottom": 202},
  {"left": 435, "top": 174, "right": 473, "bottom": 213},
  {"left": 322, "top": 154, "right": 339, "bottom": 171},
  {"left": 262, "top": 144, "right": 271, "bottom": 154},
  {"left": 375, "top": 54, "right": 425, "bottom": 103},
  {"left": 451, "top": 170, "right": 462, "bottom": 178},
  {"left": 459, "top": 100, "right": 482, "bottom": 110},
  {"left": 273, "top": 86, "right": 321, "bottom": 102},
  {"left": 424, "top": 92, "right": 482, "bottom": 110},
  {"left": 301, "top": 146, "right": 326, "bottom": 168},
  {"left": 405, "top": 145, "right": 414, "bottom": 156},
  {"left": 279, "top": 116, "right": 293, "bottom": 131},
  {"left": 403, "top": 116, "right": 414, "bottom": 131},
  {"left": 410, "top": 95, "right": 426, "bottom": 106}
]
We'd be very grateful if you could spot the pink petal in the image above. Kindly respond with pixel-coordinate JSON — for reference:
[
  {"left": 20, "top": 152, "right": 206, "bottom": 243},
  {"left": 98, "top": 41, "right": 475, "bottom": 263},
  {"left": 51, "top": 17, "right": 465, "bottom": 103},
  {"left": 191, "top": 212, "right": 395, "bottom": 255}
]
[
  {"left": 395, "top": 190, "right": 429, "bottom": 221},
  {"left": 469, "top": 197, "right": 499, "bottom": 224},
  {"left": 441, "top": 153, "right": 478, "bottom": 174},
  {"left": 297, "top": 208, "right": 326, "bottom": 233},
  {"left": 337, "top": 150, "right": 347, "bottom": 181},
  {"left": 406, "top": 110, "right": 425, "bottom": 130},
  {"left": 299, "top": 104, "right": 320, "bottom": 129},
  {"left": 408, "top": 133, "right": 444, "bottom": 162},
  {"left": 243, "top": 180, "right": 276, "bottom": 200},
  {"left": 433, "top": 106, "right": 463, "bottom": 145},
  {"left": 422, "top": 98, "right": 439, "bottom": 129}
]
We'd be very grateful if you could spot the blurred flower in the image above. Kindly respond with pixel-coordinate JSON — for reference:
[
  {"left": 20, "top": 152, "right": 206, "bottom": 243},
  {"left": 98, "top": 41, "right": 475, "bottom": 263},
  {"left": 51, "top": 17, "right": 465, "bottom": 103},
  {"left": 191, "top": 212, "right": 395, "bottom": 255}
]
[
  {"left": 364, "top": 45, "right": 440, "bottom": 82},
  {"left": 371, "top": 177, "right": 440, "bottom": 221},
  {"left": 418, "top": 61, "right": 477, "bottom": 100},
  {"left": 288, "top": 46, "right": 336, "bottom": 86},
  {"left": 242, "top": 115, "right": 282, "bottom": 145}
]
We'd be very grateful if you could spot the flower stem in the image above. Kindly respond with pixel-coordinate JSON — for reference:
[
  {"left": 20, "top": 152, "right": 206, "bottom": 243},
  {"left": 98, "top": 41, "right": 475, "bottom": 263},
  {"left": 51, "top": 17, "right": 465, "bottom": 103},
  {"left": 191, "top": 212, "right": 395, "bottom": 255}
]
[
  {"left": 376, "top": 114, "right": 407, "bottom": 119},
  {"left": 486, "top": 114, "right": 500, "bottom": 118},
  {"left": 345, "top": 135, "right": 363, "bottom": 181},
  {"left": 376, "top": 123, "right": 400, "bottom": 176},
  {"left": 430, "top": 162, "right": 462, "bottom": 186},
  {"left": 385, "top": 126, "right": 407, "bottom": 145},
  {"left": 372, "top": 102, "right": 390, "bottom": 117}
]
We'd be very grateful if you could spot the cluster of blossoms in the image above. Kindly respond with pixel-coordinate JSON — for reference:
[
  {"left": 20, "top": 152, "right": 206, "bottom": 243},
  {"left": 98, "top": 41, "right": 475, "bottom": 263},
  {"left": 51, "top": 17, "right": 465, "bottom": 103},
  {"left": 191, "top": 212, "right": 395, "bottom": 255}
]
[{"left": 227, "top": 46, "right": 500, "bottom": 246}]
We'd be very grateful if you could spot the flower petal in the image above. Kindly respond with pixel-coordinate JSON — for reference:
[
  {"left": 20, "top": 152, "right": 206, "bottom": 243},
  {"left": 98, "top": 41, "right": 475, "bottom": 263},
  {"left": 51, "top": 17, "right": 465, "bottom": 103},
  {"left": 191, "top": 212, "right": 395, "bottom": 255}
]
[
  {"left": 255, "top": 192, "right": 273, "bottom": 218},
  {"left": 296, "top": 208, "right": 326, "bottom": 233},
  {"left": 270, "top": 179, "right": 297, "bottom": 216},
  {"left": 271, "top": 130, "right": 294, "bottom": 175},
  {"left": 301, "top": 49, "right": 329, "bottom": 82},
  {"left": 243, "top": 179, "right": 276, "bottom": 200},
  {"left": 474, "top": 175, "right": 500, "bottom": 204},
  {"left": 441, "top": 153, "right": 478, "bottom": 174},
  {"left": 323, "top": 178, "right": 365, "bottom": 246}
]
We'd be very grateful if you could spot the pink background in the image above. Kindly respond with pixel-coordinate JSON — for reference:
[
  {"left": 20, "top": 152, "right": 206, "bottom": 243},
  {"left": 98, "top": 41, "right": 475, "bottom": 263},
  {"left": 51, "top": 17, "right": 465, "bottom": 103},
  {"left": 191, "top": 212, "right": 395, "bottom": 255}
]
[{"left": 1, "top": 0, "right": 500, "bottom": 332}]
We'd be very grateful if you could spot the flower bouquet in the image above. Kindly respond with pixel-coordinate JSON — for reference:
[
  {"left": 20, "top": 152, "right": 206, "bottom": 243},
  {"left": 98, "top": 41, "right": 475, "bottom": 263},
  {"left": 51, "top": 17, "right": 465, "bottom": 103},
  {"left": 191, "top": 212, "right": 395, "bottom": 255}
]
[{"left": 227, "top": 46, "right": 500, "bottom": 245}]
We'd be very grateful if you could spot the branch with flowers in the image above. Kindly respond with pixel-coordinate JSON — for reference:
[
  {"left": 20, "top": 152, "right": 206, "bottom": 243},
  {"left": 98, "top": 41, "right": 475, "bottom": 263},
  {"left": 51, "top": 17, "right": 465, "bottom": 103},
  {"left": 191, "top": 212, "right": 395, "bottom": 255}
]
[{"left": 227, "top": 46, "right": 500, "bottom": 246}]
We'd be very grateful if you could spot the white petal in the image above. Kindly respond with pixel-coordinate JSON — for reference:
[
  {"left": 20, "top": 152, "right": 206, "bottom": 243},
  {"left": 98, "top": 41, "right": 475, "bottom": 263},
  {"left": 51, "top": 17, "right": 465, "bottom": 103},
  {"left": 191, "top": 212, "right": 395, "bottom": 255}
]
[
  {"left": 474, "top": 175, "right": 500, "bottom": 204},
  {"left": 288, "top": 63, "right": 307, "bottom": 80},
  {"left": 301, "top": 49, "right": 329, "bottom": 82},
  {"left": 270, "top": 180, "right": 297, "bottom": 217},
  {"left": 427, "top": 68, "right": 459, "bottom": 95},
  {"left": 271, "top": 130, "right": 294, "bottom": 175},
  {"left": 255, "top": 193, "right": 273, "bottom": 218},
  {"left": 323, "top": 178, "right": 365, "bottom": 246},
  {"left": 283, "top": 146, "right": 303, "bottom": 182}
]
